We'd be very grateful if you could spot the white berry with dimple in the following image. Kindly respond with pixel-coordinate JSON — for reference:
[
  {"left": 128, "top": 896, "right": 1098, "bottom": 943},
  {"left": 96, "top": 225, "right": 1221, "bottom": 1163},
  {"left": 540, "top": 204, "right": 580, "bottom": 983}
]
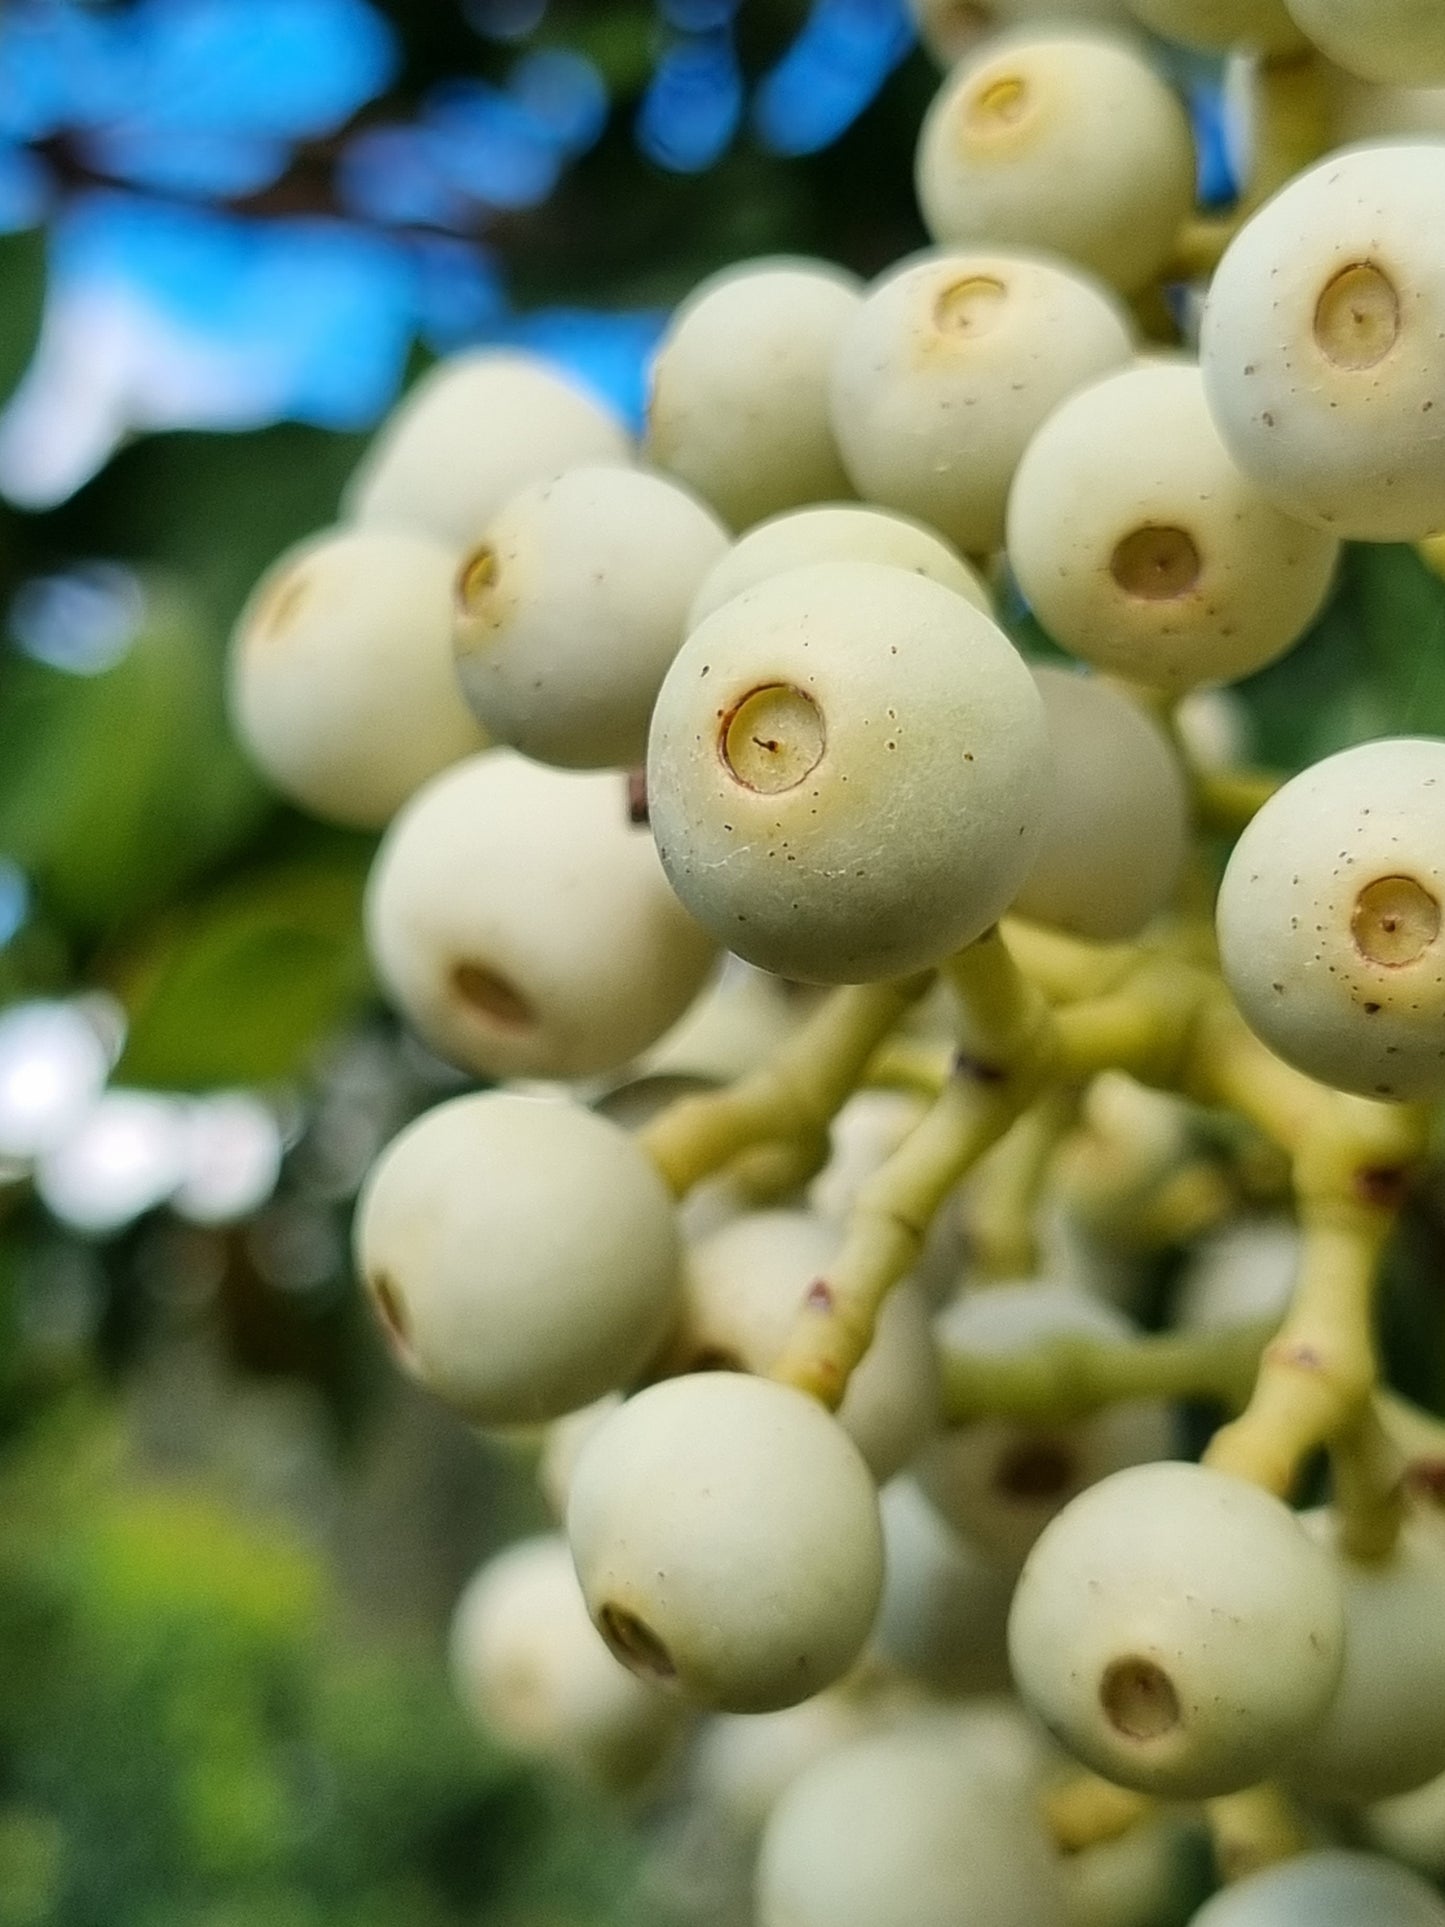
[
  {"left": 1007, "top": 361, "right": 1339, "bottom": 692},
  {"left": 1216, "top": 738, "right": 1445, "bottom": 1101},
  {"left": 365, "top": 752, "right": 717, "bottom": 1082},
  {"left": 228, "top": 525, "right": 487, "bottom": 828},
  {"left": 449, "top": 1535, "right": 681, "bottom": 1790},
  {"left": 756, "top": 1715, "right": 1070, "bottom": 1927},
  {"left": 454, "top": 465, "right": 728, "bottom": 771},
  {"left": 916, "top": 1281, "right": 1173, "bottom": 1570},
  {"left": 830, "top": 252, "right": 1133, "bottom": 555},
  {"left": 915, "top": 31, "right": 1196, "bottom": 296},
  {"left": 1008, "top": 1460, "right": 1346, "bottom": 1798},
  {"left": 646, "top": 258, "right": 861, "bottom": 530},
  {"left": 343, "top": 349, "right": 630, "bottom": 548},
  {"left": 1188, "top": 1850, "right": 1445, "bottom": 1927},
  {"left": 355, "top": 1092, "right": 680, "bottom": 1426},
  {"left": 687, "top": 504, "right": 991, "bottom": 630},
  {"left": 1013, "top": 668, "right": 1190, "bottom": 939},
  {"left": 566, "top": 1373, "right": 883, "bottom": 1714},
  {"left": 648, "top": 562, "right": 1048, "bottom": 983},
  {"left": 1201, "top": 145, "right": 1445, "bottom": 542},
  {"left": 666, "top": 1210, "right": 941, "bottom": 1482}
]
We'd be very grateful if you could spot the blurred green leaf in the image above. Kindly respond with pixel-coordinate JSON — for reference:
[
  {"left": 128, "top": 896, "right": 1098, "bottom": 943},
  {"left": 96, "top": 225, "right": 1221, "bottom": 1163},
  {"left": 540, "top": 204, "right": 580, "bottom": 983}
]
[
  {"left": 0, "top": 578, "right": 269, "bottom": 938},
  {"left": 115, "top": 855, "right": 373, "bottom": 1089},
  {"left": 0, "top": 226, "right": 45, "bottom": 412}
]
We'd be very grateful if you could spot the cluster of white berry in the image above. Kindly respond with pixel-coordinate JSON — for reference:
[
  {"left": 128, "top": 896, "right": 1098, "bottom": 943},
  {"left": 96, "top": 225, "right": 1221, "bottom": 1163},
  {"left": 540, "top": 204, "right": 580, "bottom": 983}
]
[{"left": 226, "top": 2, "right": 1445, "bottom": 1920}]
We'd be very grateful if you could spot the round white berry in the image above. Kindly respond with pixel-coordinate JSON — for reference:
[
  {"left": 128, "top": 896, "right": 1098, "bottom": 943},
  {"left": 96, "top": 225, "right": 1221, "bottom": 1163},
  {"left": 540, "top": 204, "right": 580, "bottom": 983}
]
[
  {"left": 1286, "top": 1511, "right": 1445, "bottom": 1804},
  {"left": 566, "top": 1373, "right": 884, "bottom": 1714},
  {"left": 688, "top": 504, "right": 991, "bottom": 631},
  {"left": 1286, "top": 0, "right": 1445, "bottom": 85},
  {"left": 449, "top": 1535, "right": 681, "bottom": 1789},
  {"left": 1201, "top": 144, "right": 1445, "bottom": 542},
  {"left": 344, "top": 350, "right": 630, "bottom": 548},
  {"left": 354, "top": 1092, "right": 680, "bottom": 1425},
  {"left": 667, "top": 1211, "right": 941, "bottom": 1482},
  {"left": 873, "top": 1477, "right": 1015, "bottom": 1697},
  {"left": 1007, "top": 361, "right": 1340, "bottom": 692},
  {"left": 365, "top": 751, "right": 717, "bottom": 1082},
  {"left": 830, "top": 252, "right": 1133, "bottom": 555},
  {"left": 915, "top": 31, "right": 1195, "bottom": 296},
  {"left": 646, "top": 259, "right": 861, "bottom": 531},
  {"left": 1175, "top": 1217, "right": 1300, "bottom": 1333},
  {"left": 1012, "top": 668, "right": 1190, "bottom": 940},
  {"left": 1189, "top": 1850, "right": 1445, "bottom": 1927},
  {"left": 690, "top": 1689, "right": 884, "bottom": 1839},
  {"left": 537, "top": 1396, "right": 621, "bottom": 1522},
  {"left": 916, "top": 1281, "right": 1173, "bottom": 1570},
  {"left": 756, "top": 1715, "right": 1070, "bottom": 1927},
  {"left": 228, "top": 525, "right": 487, "bottom": 827},
  {"left": 647, "top": 561, "right": 1049, "bottom": 983},
  {"left": 453, "top": 465, "right": 728, "bottom": 771},
  {"left": 1368, "top": 1770, "right": 1445, "bottom": 1881},
  {"left": 1128, "top": 0, "right": 1305, "bottom": 51},
  {"left": 1216, "top": 738, "right": 1445, "bottom": 1101},
  {"left": 1008, "top": 1460, "right": 1346, "bottom": 1798}
]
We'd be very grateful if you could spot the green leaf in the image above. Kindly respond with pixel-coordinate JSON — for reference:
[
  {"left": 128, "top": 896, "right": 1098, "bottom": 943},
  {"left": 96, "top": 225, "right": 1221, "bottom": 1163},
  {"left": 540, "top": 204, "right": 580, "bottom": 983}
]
[
  {"left": 114, "top": 856, "right": 373, "bottom": 1090},
  {"left": 0, "top": 226, "right": 45, "bottom": 412}
]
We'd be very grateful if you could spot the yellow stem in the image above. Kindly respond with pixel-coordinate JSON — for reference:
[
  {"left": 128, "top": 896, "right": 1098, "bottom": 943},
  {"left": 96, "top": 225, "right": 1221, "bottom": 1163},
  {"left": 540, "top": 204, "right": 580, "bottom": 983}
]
[
  {"left": 965, "top": 1089, "right": 1079, "bottom": 1279},
  {"left": 1330, "top": 1399, "right": 1407, "bottom": 1564},
  {"left": 1043, "top": 1775, "right": 1152, "bottom": 1855}
]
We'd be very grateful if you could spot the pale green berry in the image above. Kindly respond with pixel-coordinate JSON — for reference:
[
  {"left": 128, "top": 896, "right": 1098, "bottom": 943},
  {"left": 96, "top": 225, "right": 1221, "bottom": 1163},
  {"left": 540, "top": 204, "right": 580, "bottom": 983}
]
[
  {"left": 688, "top": 504, "right": 991, "bottom": 631},
  {"left": 646, "top": 259, "right": 862, "bottom": 531},
  {"left": 1216, "top": 738, "right": 1445, "bottom": 1101},
  {"left": 873, "top": 1477, "right": 1015, "bottom": 1697},
  {"left": 1287, "top": 1511, "right": 1445, "bottom": 1804},
  {"left": 667, "top": 1211, "right": 941, "bottom": 1482},
  {"left": 1063, "top": 1818, "right": 1201, "bottom": 1927},
  {"left": 916, "top": 1282, "right": 1172, "bottom": 1569},
  {"left": 1201, "top": 145, "right": 1445, "bottom": 542},
  {"left": 690, "top": 1688, "right": 885, "bottom": 1839},
  {"left": 756, "top": 1715, "right": 1070, "bottom": 1927},
  {"left": 647, "top": 561, "right": 1049, "bottom": 983},
  {"left": 449, "top": 1535, "right": 681, "bottom": 1790},
  {"left": 454, "top": 466, "right": 728, "bottom": 770},
  {"left": 365, "top": 751, "right": 718, "bottom": 1082},
  {"left": 1189, "top": 1850, "right": 1445, "bottom": 1927},
  {"left": 1322, "top": 68, "right": 1445, "bottom": 146},
  {"left": 344, "top": 349, "right": 630, "bottom": 548},
  {"left": 566, "top": 1373, "right": 884, "bottom": 1714},
  {"left": 1128, "top": 0, "right": 1305, "bottom": 51},
  {"left": 1008, "top": 1460, "right": 1346, "bottom": 1798},
  {"left": 830, "top": 252, "right": 1133, "bottom": 555},
  {"left": 354, "top": 1092, "right": 680, "bottom": 1425},
  {"left": 916, "top": 31, "right": 1196, "bottom": 295},
  {"left": 228, "top": 525, "right": 487, "bottom": 827},
  {"left": 1175, "top": 1217, "right": 1299, "bottom": 1333},
  {"left": 1007, "top": 362, "right": 1339, "bottom": 692},
  {"left": 1013, "top": 668, "right": 1190, "bottom": 939},
  {"left": 1367, "top": 1770, "right": 1445, "bottom": 1880},
  {"left": 1286, "top": 0, "right": 1445, "bottom": 84}
]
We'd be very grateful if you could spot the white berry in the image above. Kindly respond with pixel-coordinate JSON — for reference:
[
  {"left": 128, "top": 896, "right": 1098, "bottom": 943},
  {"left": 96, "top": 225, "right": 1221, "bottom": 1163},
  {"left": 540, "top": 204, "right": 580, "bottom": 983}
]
[
  {"left": 873, "top": 1476, "right": 1015, "bottom": 1697},
  {"left": 1188, "top": 1850, "right": 1445, "bottom": 1927},
  {"left": 1285, "top": 0, "right": 1445, "bottom": 85}
]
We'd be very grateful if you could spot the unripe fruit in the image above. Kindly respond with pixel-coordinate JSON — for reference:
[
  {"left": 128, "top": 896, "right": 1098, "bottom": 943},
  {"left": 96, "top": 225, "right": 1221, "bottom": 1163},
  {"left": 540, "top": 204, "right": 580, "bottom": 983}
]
[
  {"left": 1128, "top": 0, "right": 1304, "bottom": 52},
  {"left": 1008, "top": 1460, "right": 1346, "bottom": 1798},
  {"left": 1285, "top": 0, "right": 1445, "bottom": 86},
  {"left": 830, "top": 252, "right": 1133, "bottom": 555},
  {"left": 566, "top": 1373, "right": 884, "bottom": 1714},
  {"left": 1012, "top": 668, "right": 1190, "bottom": 939},
  {"left": 647, "top": 562, "right": 1049, "bottom": 983},
  {"left": 916, "top": 1282, "right": 1173, "bottom": 1569},
  {"left": 344, "top": 349, "right": 630, "bottom": 548},
  {"left": 1189, "top": 1849, "right": 1445, "bottom": 1927},
  {"left": 1286, "top": 1512, "right": 1445, "bottom": 1804},
  {"left": 645, "top": 259, "right": 862, "bottom": 531},
  {"left": 756, "top": 1716, "right": 1070, "bottom": 1927},
  {"left": 873, "top": 1477, "right": 1015, "bottom": 1696},
  {"left": 1216, "top": 738, "right": 1445, "bottom": 1101},
  {"left": 1007, "top": 362, "right": 1339, "bottom": 692},
  {"left": 228, "top": 526, "right": 487, "bottom": 827},
  {"left": 915, "top": 32, "right": 1196, "bottom": 295},
  {"left": 667, "top": 1211, "right": 941, "bottom": 1482},
  {"left": 354, "top": 1092, "right": 680, "bottom": 1425},
  {"left": 449, "top": 1535, "right": 680, "bottom": 1790},
  {"left": 687, "top": 504, "right": 991, "bottom": 631},
  {"left": 365, "top": 752, "right": 718, "bottom": 1082},
  {"left": 454, "top": 466, "right": 728, "bottom": 771},
  {"left": 1201, "top": 145, "right": 1445, "bottom": 542}
]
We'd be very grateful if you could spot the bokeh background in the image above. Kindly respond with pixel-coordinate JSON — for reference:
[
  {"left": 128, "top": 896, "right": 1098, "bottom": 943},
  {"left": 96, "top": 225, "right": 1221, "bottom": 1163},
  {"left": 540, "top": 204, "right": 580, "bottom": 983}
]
[{"left": 1, "top": 4, "right": 1445, "bottom": 1923}]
